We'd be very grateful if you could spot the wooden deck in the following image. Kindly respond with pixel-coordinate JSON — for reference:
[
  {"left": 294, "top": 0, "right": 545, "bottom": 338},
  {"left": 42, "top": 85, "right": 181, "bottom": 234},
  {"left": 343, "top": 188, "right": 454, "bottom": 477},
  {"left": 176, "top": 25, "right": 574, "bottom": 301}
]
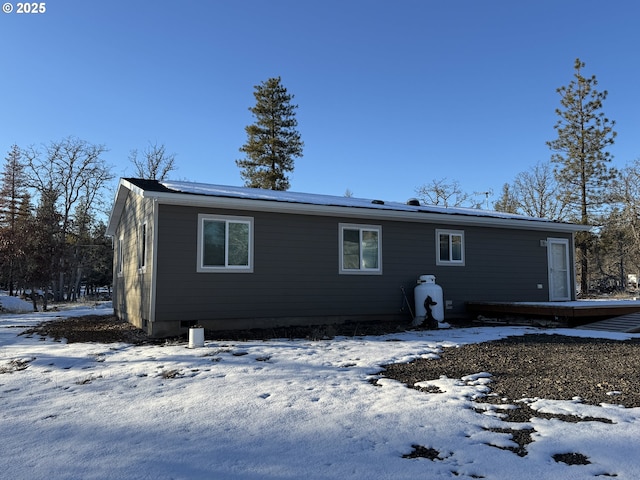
[
  {"left": 575, "top": 312, "right": 640, "bottom": 333},
  {"left": 466, "top": 300, "right": 640, "bottom": 327}
]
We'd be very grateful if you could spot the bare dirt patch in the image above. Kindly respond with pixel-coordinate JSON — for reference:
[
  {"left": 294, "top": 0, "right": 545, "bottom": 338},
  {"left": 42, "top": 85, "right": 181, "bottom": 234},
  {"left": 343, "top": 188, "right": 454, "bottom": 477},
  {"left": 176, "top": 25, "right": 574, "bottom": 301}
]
[
  {"left": 22, "top": 315, "right": 150, "bottom": 344},
  {"left": 21, "top": 315, "right": 411, "bottom": 344}
]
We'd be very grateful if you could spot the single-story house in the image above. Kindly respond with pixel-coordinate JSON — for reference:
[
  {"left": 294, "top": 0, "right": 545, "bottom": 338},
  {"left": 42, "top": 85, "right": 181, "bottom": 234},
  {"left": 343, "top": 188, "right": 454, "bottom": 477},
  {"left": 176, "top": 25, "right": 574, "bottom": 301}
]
[{"left": 106, "top": 178, "right": 589, "bottom": 337}]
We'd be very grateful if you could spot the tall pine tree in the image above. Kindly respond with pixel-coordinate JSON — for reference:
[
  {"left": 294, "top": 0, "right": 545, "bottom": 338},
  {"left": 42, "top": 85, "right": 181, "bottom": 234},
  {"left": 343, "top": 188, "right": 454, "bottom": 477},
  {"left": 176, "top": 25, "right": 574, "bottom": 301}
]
[
  {"left": 0, "top": 145, "right": 29, "bottom": 295},
  {"left": 236, "top": 77, "right": 303, "bottom": 190},
  {"left": 0, "top": 145, "right": 27, "bottom": 228},
  {"left": 547, "top": 58, "right": 617, "bottom": 294}
]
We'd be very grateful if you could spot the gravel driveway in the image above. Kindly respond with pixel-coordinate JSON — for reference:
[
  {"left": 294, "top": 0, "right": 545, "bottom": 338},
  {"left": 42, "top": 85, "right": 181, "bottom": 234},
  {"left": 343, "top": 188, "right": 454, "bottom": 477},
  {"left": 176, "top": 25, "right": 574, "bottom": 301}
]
[
  {"left": 382, "top": 333, "right": 640, "bottom": 409},
  {"left": 382, "top": 333, "right": 640, "bottom": 460}
]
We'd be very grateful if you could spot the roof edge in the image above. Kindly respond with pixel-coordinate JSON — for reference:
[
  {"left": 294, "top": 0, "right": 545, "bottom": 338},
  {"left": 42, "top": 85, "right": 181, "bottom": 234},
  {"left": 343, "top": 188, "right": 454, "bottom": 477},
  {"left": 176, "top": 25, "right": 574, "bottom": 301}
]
[
  {"left": 106, "top": 178, "right": 591, "bottom": 235},
  {"left": 151, "top": 189, "right": 590, "bottom": 233},
  {"left": 106, "top": 179, "right": 141, "bottom": 236}
]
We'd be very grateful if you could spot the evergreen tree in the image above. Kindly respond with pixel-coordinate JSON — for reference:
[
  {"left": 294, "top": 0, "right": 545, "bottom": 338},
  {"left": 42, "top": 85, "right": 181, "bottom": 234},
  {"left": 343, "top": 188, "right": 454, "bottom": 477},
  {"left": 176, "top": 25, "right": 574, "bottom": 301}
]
[
  {"left": 11, "top": 192, "right": 34, "bottom": 293},
  {"left": 547, "top": 58, "right": 617, "bottom": 294},
  {"left": 84, "top": 221, "right": 113, "bottom": 297},
  {"left": 67, "top": 199, "right": 92, "bottom": 301},
  {"left": 22, "top": 188, "right": 60, "bottom": 310},
  {"left": 236, "top": 77, "right": 304, "bottom": 190},
  {"left": 0, "top": 145, "right": 27, "bottom": 226},
  {"left": 0, "top": 145, "right": 29, "bottom": 294}
]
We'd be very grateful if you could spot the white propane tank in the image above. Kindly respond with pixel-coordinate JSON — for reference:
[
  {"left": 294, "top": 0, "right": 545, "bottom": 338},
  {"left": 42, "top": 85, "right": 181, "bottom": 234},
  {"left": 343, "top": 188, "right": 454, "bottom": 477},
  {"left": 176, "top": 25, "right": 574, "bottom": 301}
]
[{"left": 413, "top": 275, "right": 444, "bottom": 326}]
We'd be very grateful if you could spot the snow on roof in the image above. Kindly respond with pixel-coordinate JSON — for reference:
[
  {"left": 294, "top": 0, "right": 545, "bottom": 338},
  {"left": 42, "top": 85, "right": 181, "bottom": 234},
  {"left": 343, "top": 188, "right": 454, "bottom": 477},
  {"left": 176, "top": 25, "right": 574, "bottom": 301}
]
[
  {"left": 159, "top": 179, "right": 561, "bottom": 224},
  {"left": 106, "top": 178, "right": 588, "bottom": 235}
]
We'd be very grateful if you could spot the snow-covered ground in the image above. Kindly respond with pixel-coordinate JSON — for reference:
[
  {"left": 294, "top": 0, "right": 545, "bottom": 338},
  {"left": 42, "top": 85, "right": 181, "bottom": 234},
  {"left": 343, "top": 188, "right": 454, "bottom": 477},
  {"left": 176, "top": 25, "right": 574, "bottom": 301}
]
[
  {"left": 0, "top": 293, "right": 37, "bottom": 313},
  {"left": 1, "top": 302, "right": 639, "bottom": 480}
]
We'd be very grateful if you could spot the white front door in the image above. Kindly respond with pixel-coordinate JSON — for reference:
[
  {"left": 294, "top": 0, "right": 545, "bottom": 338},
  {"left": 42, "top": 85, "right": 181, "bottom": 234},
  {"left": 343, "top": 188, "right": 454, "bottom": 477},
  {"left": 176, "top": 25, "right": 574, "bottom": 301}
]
[{"left": 547, "top": 238, "right": 571, "bottom": 301}]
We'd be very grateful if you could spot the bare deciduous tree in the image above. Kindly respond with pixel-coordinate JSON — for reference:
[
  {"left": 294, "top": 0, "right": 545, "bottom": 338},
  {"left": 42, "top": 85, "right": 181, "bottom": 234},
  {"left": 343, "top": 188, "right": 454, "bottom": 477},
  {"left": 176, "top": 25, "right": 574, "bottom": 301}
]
[
  {"left": 493, "top": 183, "right": 519, "bottom": 214},
  {"left": 514, "top": 162, "right": 567, "bottom": 220},
  {"left": 415, "top": 178, "right": 471, "bottom": 208},
  {"left": 610, "top": 158, "right": 640, "bottom": 278},
  {"left": 129, "top": 142, "right": 177, "bottom": 181},
  {"left": 23, "top": 136, "right": 113, "bottom": 301},
  {"left": 495, "top": 162, "right": 567, "bottom": 221}
]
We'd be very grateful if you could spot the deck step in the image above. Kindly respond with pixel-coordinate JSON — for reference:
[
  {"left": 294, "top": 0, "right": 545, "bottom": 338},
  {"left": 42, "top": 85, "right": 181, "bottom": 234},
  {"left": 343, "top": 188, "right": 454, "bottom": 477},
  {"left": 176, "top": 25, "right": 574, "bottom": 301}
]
[{"left": 577, "top": 312, "right": 640, "bottom": 333}]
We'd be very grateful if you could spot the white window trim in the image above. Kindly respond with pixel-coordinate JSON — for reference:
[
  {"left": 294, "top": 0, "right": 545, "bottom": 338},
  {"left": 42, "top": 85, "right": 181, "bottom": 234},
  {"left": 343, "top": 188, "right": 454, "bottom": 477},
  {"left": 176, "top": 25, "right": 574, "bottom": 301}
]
[
  {"left": 339, "top": 223, "right": 382, "bottom": 275},
  {"left": 436, "top": 229, "right": 465, "bottom": 266},
  {"left": 197, "top": 214, "right": 254, "bottom": 273}
]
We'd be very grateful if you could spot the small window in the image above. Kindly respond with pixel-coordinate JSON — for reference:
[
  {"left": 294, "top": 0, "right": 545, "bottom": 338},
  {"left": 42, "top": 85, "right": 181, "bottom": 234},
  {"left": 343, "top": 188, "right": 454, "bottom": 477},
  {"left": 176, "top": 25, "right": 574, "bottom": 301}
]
[
  {"left": 436, "top": 229, "right": 465, "bottom": 266},
  {"left": 339, "top": 224, "right": 382, "bottom": 274},
  {"left": 138, "top": 222, "right": 147, "bottom": 271},
  {"left": 197, "top": 214, "right": 253, "bottom": 272}
]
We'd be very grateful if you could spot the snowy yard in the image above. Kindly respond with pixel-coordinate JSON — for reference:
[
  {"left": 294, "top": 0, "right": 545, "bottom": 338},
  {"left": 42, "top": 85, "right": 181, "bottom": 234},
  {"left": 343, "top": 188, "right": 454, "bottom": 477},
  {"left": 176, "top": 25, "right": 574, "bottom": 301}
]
[{"left": 1, "top": 299, "right": 640, "bottom": 480}]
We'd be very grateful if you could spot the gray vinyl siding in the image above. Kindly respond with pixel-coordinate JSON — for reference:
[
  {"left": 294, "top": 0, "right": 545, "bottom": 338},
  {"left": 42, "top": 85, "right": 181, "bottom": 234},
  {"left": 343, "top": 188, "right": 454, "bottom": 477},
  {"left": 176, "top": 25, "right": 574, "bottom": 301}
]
[
  {"left": 435, "top": 228, "right": 571, "bottom": 307},
  {"left": 154, "top": 206, "right": 405, "bottom": 326},
  {"left": 150, "top": 204, "right": 574, "bottom": 334},
  {"left": 112, "top": 192, "right": 154, "bottom": 329}
]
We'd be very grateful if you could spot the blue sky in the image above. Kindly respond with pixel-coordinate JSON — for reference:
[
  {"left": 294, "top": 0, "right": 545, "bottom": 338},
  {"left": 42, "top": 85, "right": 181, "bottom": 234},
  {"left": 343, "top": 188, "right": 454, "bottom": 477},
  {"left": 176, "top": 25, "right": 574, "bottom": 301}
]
[{"left": 1, "top": 0, "right": 639, "bottom": 206}]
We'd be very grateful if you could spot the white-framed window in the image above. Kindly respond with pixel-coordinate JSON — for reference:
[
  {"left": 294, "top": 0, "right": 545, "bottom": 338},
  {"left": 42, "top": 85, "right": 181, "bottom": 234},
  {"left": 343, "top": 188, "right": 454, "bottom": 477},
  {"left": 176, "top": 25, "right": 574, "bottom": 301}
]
[
  {"left": 197, "top": 214, "right": 254, "bottom": 272},
  {"left": 117, "top": 236, "right": 124, "bottom": 276},
  {"left": 138, "top": 222, "right": 147, "bottom": 272},
  {"left": 339, "top": 223, "right": 382, "bottom": 274},
  {"left": 436, "top": 229, "right": 465, "bottom": 266}
]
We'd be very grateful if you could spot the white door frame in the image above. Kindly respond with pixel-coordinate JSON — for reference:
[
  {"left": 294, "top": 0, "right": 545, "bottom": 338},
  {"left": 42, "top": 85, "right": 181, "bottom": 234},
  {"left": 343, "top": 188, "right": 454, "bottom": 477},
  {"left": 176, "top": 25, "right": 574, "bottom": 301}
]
[{"left": 547, "top": 237, "right": 571, "bottom": 301}]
